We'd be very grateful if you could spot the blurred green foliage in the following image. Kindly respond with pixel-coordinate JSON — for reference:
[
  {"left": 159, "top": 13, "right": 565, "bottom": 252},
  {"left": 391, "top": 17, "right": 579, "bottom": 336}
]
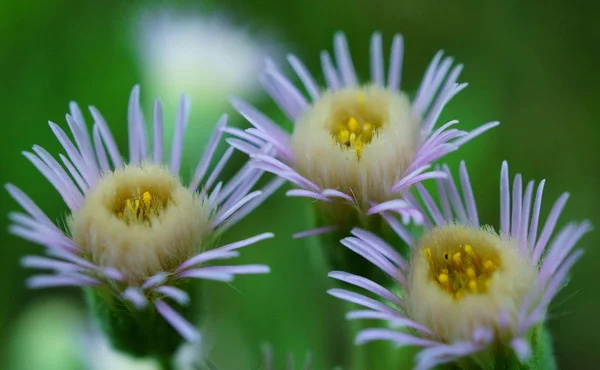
[{"left": 1, "top": 0, "right": 598, "bottom": 368}]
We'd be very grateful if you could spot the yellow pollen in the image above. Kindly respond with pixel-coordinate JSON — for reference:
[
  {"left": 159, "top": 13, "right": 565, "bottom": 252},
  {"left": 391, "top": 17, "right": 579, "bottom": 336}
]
[
  {"left": 143, "top": 191, "right": 152, "bottom": 207},
  {"left": 347, "top": 117, "right": 359, "bottom": 133},
  {"left": 484, "top": 259, "right": 496, "bottom": 271},
  {"left": 464, "top": 244, "right": 475, "bottom": 256},
  {"left": 452, "top": 252, "right": 462, "bottom": 265},
  {"left": 125, "top": 199, "right": 140, "bottom": 214},
  {"left": 349, "top": 132, "right": 357, "bottom": 146},
  {"left": 338, "top": 130, "right": 350, "bottom": 144},
  {"left": 468, "top": 280, "right": 478, "bottom": 292},
  {"left": 362, "top": 122, "right": 373, "bottom": 142},
  {"left": 116, "top": 190, "right": 165, "bottom": 224},
  {"left": 355, "top": 142, "right": 363, "bottom": 156},
  {"left": 424, "top": 242, "right": 501, "bottom": 301},
  {"left": 330, "top": 93, "right": 383, "bottom": 160}
]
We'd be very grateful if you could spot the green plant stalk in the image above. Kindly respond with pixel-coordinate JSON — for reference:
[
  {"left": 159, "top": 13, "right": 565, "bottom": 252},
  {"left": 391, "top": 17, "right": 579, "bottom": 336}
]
[
  {"left": 455, "top": 325, "right": 556, "bottom": 370},
  {"left": 85, "top": 281, "right": 199, "bottom": 367},
  {"left": 312, "top": 203, "right": 417, "bottom": 369},
  {"left": 313, "top": 201, "right": 412, "bottom": 281}
]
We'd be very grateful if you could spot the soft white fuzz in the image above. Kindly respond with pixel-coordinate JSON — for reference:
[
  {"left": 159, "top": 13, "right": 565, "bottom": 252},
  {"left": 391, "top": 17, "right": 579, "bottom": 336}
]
[
  {"left": 70, "top": 164, "right": 210, "bottom": 283},
  {"left": 407, "top": 225, "right": 537, "bottom": 342},
  {"left": 291, "top": 84, "right": 419, "bottom": 205}
]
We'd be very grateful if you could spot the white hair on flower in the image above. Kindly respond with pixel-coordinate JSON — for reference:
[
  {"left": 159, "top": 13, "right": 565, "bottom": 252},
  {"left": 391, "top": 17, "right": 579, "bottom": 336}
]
[
  {"left": 328, "top": 161, "right": 590, "bottom": 369},
  {"left": 227, "top": 32, "right": 499, "bottom": 236},
  {"left": 6, "top": 85, "right": 282, "bottom": 341}
]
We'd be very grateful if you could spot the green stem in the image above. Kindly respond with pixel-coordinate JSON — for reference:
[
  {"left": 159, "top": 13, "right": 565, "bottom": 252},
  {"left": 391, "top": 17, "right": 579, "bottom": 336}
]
[
  {"left": 85, "top": 283, "right": 197, "bottom": 360},
  {"left": 457, "top": 326, "right": 557, "bottom": 370},
  {"left": 525, "top": 325, "right": 557, "bottom": 370},
  {"left": 345, "top": 303, "right": 367, "bottom": 370},
  {"left": 310, "top": 201, "right": 417, "bottom": 369},
  {"left": 157, "top": 356, "right": 175, "bottom": 370}
]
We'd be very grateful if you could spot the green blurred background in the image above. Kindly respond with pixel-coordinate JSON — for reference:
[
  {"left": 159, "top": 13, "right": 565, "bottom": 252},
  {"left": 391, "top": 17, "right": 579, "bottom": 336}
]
[{"left": 1, "top": 0, "right": 598, "bottom": 369}]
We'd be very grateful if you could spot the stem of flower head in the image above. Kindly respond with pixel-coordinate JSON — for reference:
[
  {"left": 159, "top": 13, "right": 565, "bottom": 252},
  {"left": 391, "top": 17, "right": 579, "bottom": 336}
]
[
  {"left": 157, "top": 355, "right": 175, "bottom": 370},
  {"left": 311, "top": 205, "right": 416, "bottom": 369},
  {"left": 313, "top": 203, "right": 412, "bottom": 282},
  {"left": 455, "top": 325, "right": 556, "bottom": 370},
  {"left": 301, "top": 205, "right": 353, "bottom": 369},
  {"left": 84, "top": 282, "right": 199, "bottom": 360},
  {"left": 519, "top": 325, "right": 557, "bottom": 370}
]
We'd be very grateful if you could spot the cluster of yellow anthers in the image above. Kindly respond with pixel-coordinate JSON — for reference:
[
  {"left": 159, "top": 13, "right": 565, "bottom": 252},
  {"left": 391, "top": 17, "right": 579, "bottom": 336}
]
[
  {"left": 330, "top": 92, "right": 381, "bottom": 160},
  {"left": 116, "top": 190, "right": 166, "bottom": 224},
  {"left": 424, "top": 243, "right": 500, "bottom": 300}
]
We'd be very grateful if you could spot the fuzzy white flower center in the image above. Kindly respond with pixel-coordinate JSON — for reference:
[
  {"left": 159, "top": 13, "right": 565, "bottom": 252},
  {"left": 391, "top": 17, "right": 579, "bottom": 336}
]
[
  {"left": 407, "top": 225, "right": 537, "bottom": 342},
  {"left": 70, "top": 164, "right": 211, "bottom": 283},
  {"left": 291, "top": 85, "right": 419, "bottom": 204}
]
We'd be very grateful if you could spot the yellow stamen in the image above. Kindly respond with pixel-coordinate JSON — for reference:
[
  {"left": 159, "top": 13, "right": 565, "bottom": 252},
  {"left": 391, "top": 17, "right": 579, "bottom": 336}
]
[
  {"left": 355, "top": 142, "right": 364, "bottom": 159},
  {"left": 362, "top": 122, "right": 373, "bottom": 142},
  {"left": 464, "top": 244, "right": 475, "bottom": 256},
  {"left": 338, "top": 130, "right": 350, "bottom": 146},
  {"left": 143, "top": 191, "right": 152, "bottom": 208},
  {"left": 347, "top": 117, "right": 359, "bottom": 133},
  {"left": 117, "top": 190, "right": 165, "bottom": 224},
  {"left": 437, "top": 273, "right": 449, "bottom": 286},
  {"left": 126, "top": 199, "right": 139, "bottom": 214},
  {"left": 423, "top": 237, "right": 502, "bottom": 300},
  {"left": 468, "top": 280, "right": 478, "bottom": 292},
  {"left": 484, "top": 260, "right": 496, "bottom": 271},
  {"left": 328, "top": 90, "right": 384, "bottom": 160},
  {"left": 452, "top": 252, "right": 462, "bottom": 265}
]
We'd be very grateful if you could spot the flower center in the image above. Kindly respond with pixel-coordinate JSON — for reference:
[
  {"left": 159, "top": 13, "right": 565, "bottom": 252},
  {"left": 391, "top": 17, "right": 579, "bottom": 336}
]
[
  {"left": 408, "top": 225, "right": 537, "bottom": 342},
  {"left": 423, "top": 242, "right": 501, "bottom": 300},
  {"left": 114, "top": 190, "right": 169, "bottom": 224},
  {"left": 290, "top": 85, "right": 419, "bottom": 206},
  {"left": 329, "top": 92, "right": 384, "bottom": 160},
  {"left": 70, "top": 164, "right": 210, "bottom": 282}
]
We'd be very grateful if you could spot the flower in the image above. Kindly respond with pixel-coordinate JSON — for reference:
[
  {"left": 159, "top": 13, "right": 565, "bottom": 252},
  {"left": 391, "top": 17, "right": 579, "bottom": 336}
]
[
  {"left": 327, "top": 161, "right": 590, "bottom": 369},
  {"left": 6, "top": 85, "right": 281, "bottom": 348},
  {"left": 135, "top": 8, "right": 277, "bottom": 105},
  {"left": 133, "top": 8, "right": 282, "bottom": 175},
  {"left": 228, "top": 32, "right": 499, "bottom": 236}
]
